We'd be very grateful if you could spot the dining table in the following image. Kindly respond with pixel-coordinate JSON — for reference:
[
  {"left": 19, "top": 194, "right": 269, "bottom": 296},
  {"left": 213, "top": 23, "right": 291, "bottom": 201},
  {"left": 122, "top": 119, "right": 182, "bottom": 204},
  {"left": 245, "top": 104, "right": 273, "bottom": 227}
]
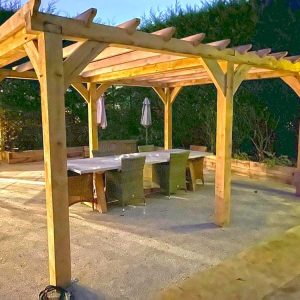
[{"left": 67, "top": 149, "right": 212, "bottom": 212}]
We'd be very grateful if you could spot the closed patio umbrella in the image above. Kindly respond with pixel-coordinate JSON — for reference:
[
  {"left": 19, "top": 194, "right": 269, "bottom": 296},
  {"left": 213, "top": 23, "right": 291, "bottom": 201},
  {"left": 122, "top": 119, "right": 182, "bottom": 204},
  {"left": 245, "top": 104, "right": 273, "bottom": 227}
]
[
  {"left": 97, "top": 95, "right": 107, "bottom": 129},
  {"left": 140, "top": 97, "right": 152, "bottom": 145}
]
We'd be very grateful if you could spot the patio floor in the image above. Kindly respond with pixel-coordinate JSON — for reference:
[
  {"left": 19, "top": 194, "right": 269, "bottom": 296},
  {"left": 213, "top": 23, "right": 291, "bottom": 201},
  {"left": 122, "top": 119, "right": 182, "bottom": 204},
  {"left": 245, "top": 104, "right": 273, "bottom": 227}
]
[{"left": 1, "top": 161, "right": 300, "bottom": 299}]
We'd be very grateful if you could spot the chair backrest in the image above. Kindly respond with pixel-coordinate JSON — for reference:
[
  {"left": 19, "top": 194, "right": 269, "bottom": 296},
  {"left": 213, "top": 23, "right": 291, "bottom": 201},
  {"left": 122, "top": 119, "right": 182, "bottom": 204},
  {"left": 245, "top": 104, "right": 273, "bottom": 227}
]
[
  {"left": 138, "top": 145, "right": 155, "bottom": 152},
  {"left": 169, "top": 151, "right": 190, "bottom": 179},
  {"left": 92, "top": 150, "right": 114, "bottom": 157},
  {"left": 190, "top": 145, "right": 208, "bottom": 152},
  {"left": 121, "top": 156, "right": 146, "bottom": 173}
]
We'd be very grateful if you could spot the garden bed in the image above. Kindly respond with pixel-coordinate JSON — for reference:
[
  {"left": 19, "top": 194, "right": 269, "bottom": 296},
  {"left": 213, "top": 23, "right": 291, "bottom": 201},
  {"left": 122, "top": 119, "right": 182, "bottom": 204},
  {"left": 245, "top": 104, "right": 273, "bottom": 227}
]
[
  {"left": 1, "top": 147, "right": 85, "bottom": 164},
  {"left": 204, "top": 155, "right": 296, "bottom": 185}
]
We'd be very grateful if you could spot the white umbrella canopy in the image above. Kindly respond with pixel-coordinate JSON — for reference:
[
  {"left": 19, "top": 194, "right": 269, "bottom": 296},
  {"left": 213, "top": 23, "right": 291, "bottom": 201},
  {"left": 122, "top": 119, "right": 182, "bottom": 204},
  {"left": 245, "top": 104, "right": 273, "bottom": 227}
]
[
  {"left": 97, "top": 95, "right": 107, "bottom": 129},
  {"left": 141, "top": 97, "right": 152, "bottom": 144}
]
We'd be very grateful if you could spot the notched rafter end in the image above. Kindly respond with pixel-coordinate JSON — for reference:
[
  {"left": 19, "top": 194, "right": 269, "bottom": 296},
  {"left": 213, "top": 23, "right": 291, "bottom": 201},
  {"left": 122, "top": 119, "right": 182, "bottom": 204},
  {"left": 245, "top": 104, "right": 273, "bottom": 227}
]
[
  {"left": 152, "top": 27, "right": 176, "bottom": 41},
  {"left": 268, "top": 51, "right": 288, "bottom": 60},
  {"left": 285, "top": 55, "right": 300, "bottom": 64},
  {"left": 29, "top": 0, "right": 41, "bottom": 15},
  {"left": 207, "top": 39, "right": 231, "bottom": 50},
  {"left": 251, "top": 48, "right": 272, "bottom": 58},
  {"left": 75, "top": 8, "right": 97, "bottom": 26},
  {"left": 181, "top": 33, "right": 206, "bottom": 46},
  {"left": 117, "top": 18, "right": 141, "bottom": 34},
  {"left": 233, "top": 44, "right": 252, "bottom": 54}
]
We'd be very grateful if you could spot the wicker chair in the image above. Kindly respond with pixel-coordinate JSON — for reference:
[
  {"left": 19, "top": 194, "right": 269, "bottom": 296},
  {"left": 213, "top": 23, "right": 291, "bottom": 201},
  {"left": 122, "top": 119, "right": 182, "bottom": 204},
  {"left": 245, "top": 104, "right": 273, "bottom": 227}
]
[
  {"left": 106, "top": 156, "right": 146, "bottom": 210},
  {"left": 190, "top": 145, "right": 208, "bottom": 152},
  {"left": 187, "top": 145, "right": 207, "bottom": 190},
  {"left": 153, "top": 151, "right": 190, "bottom": 197},
  {"left": 92, "top": 150, "right": 114, "bottom": 157},
  {"left": 138, "top": 145, "right": 155, "bottom": 152},
  {"left": 67, "top": 171, "right": 94, "bottom": 207}
]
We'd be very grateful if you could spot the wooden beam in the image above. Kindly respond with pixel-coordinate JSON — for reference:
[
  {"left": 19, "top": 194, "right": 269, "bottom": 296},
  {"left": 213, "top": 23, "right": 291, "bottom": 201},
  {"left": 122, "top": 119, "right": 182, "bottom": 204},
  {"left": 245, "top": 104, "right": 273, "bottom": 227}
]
[
  {"left": 0, "top": 29, "right": 35, "bottom": 68},
  {"left": 38, "top": 31, "right": 71, "bottom": 286},
  {"left": 90, "top": 58, "right": 202, "bottom": 83},
  {"left": 215, "top": 62, "right": 234, "bottom": 226},
  {"left": 25, "top": 12, "right": 300, "bottom": 73},
  {"left": 0, "top": 0, "right": 40, "bottom": 43},
  {"left": 63, "top": 41, "right": 108, "bottom": 89}
]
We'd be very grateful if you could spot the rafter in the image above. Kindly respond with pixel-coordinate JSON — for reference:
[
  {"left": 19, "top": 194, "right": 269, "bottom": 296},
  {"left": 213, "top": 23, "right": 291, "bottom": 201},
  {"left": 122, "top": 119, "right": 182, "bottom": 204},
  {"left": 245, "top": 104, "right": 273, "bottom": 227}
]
[
  {"left": 63, "top": 41, "right": 108, "bottom": 89},
  {"left": 24, "top": 12, "right": 300, "bottom": 74},
  {"left": 75, "top": 8, "right": 97, "bottom": 26}
]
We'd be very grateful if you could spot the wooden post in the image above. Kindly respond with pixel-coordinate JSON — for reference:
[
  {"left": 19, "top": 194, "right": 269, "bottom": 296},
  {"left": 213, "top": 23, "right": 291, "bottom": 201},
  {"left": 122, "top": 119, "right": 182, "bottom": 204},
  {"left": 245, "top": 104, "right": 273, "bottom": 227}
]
[
  {"left": 164, "top": 88, "right": 172, "bottom": 150},
  {"left": 298, "top": 121, "right": 300, "bottom": 169},
  {"left": 215, "top": 73, "right": 234, "bottom": 226},
  {"left": 153, "top": 87, "right": 182, "bottom": 150},
  {"left": 202, "top": 60, "right": 250, "bottom": 226},
  {"left": 38, "top": 31, "right": 71, "bottom": 287},
  {"left": 87, "top": 83, "right": 98, "bottom": 158}
]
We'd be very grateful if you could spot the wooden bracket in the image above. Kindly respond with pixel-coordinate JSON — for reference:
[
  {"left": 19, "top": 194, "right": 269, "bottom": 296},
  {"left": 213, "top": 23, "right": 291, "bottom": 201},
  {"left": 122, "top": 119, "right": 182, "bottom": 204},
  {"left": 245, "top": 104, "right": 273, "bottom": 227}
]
[
  {"left": 24, "top": 40, "right": 41, "bottom": 78},
  {"left": 153, "top": 87, "right": 167, "bottom": 104},
  {"left": 201, "top": 58, "right": 226, "bottom": 93},
  {"left": 170, "top": 86, "right": 182, "bottom": 104},
  {"left": 71, "top": 82, "right": 89, "bottom": 102},
  {"left": 281, "top": 76, "right": 300, "bottom": 97},
  {"left": 95, "top": 84, "right": 110, "bottom": 100},
  {"left": 153, "top": 86, "right": 182, "bottom": 105},
  {"left": 233, "top": 64, "right": 252, "bottom": 95}
]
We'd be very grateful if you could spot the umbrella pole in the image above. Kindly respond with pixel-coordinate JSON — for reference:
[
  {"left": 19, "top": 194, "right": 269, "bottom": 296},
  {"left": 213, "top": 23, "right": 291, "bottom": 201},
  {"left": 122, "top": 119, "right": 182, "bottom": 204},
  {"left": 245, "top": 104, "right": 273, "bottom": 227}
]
[{"left": 146, "top": 127, "right": 148, "bottom": 145}]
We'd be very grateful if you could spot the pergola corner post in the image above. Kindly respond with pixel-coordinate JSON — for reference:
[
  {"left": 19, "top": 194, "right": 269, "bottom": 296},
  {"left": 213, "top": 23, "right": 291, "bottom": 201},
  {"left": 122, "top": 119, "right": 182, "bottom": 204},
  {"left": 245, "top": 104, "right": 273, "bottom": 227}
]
[
  {"left": 202, "top": 60, "right": 250, "bottom": 226},
  {"left": 38, "top": 31, "right": 71, "bottom": 287},
  {"left": 153, "top": 86, "right": 182, "bottom": 149},
  {"left": 281, "top": 76, "right": 300, "bottom": 195}
]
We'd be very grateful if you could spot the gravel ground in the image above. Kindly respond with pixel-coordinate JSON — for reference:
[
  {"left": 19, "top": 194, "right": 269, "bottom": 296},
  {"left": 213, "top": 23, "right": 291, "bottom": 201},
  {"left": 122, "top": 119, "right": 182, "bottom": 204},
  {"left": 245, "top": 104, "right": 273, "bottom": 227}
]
[{"left": 1, "top": 162, "right": 300, "bottom": 299}]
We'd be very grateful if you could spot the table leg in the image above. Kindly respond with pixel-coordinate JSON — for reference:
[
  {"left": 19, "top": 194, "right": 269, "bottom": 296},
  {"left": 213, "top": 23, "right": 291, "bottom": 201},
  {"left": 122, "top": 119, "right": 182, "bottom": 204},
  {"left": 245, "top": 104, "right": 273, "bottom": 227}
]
[{"left": 94, "top": 173, "right": 107, "bottom": 213}]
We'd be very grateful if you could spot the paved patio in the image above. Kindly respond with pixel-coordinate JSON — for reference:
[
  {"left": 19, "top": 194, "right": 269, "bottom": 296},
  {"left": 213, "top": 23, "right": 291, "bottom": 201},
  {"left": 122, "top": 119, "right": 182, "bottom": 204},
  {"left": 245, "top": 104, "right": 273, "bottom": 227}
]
[{"left": 1, "top": 161, "right": 300, "bottom": 299}]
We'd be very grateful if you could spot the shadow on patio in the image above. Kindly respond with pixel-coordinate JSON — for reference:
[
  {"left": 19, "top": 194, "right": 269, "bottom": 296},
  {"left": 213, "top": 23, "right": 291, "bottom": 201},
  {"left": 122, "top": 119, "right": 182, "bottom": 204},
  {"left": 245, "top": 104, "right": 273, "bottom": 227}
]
[{"left": 1, "top": 162, "right": 300, "bottom": 299}]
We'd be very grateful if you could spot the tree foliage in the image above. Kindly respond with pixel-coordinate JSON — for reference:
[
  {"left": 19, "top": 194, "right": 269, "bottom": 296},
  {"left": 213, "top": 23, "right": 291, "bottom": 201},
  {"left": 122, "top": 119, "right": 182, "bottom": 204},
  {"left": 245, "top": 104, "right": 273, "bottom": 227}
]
[{"left": 0, "top": 0, "right": 300, "bottom": 165}]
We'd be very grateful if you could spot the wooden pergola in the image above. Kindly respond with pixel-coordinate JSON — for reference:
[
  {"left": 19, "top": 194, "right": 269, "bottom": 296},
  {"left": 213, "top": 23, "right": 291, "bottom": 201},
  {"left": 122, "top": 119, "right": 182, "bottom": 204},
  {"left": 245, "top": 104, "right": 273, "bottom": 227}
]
[{"left": 1, "top": 0, "right": 300, "bottom": 287}]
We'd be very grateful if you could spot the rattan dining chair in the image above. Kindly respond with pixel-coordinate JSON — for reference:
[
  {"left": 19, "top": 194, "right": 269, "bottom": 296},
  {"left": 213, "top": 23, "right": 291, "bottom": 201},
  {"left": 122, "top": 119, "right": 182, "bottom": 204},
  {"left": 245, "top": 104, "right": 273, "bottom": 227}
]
[
  {"left": 106, "top": 156, "right": 146, "bottom": 210},
  {"left": 67, "top": 171, "right": 94, "bottom": 208},
  {"left": 92, "top": 150, "right": 115, "bottom": 157},
  {"left": 190, "top": 145, "right": 208, "bottom": 152},
  {"left": 153, "top": 151, "right": 190, "bottom": 197},
  {"left": 187, "top": 145, "right": 207, "bottom": 190},
  {"left": 138, "top": 145, "right": 155, "bottom": 152}
]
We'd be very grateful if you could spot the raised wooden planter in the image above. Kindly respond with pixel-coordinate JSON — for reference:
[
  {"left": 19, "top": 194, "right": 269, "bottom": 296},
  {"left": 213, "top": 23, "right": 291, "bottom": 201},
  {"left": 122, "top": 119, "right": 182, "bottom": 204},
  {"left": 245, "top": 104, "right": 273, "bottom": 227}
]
[
  {"left": 2, "top": 147, "right": 85, "bottom": 164},
  {"left": 204, "top": 155, "right": 296, "bottom": 185}
]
